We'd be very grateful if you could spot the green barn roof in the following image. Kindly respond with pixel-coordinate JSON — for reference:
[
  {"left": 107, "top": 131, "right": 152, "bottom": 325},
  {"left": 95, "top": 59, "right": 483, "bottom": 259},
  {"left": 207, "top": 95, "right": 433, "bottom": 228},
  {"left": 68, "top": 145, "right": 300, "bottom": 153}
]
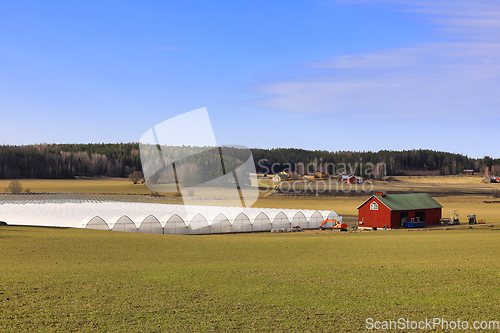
[{"left": 358, "top": 193, "right": 442, "bottom": 211}]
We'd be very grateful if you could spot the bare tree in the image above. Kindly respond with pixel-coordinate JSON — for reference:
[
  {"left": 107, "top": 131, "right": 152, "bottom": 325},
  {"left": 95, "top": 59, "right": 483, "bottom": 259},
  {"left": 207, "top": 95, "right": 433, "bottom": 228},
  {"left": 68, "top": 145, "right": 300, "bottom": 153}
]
[
  {"left": 128, "top": 171, "right": 144, "bottom": 184},
  {"left": 6, "top": 180, "right": 22, "bottom": 193}
]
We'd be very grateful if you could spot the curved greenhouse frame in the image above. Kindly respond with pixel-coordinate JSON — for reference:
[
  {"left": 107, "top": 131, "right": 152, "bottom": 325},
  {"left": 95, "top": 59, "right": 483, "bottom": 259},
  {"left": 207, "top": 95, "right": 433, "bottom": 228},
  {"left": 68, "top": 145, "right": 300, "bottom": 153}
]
[
  {"left": 271, "top": 212, "right": 291, "bottom": 230},
  {"left": 291, "top": 211, "right": 308, "bottom": 229},
  {"left": 138, "top": 215, "right": 163, "bottom": 234},
  {"left": 164, "top": 214, "right": 188, "bottom": 235},
  {"left": 210, "top": 213, "right": 231, "bottom": 234},
  {"left": 86, "top": 216, "right": 110, "bottom": 230},
  {"left": 112, "top": 215, "right": 137, "bottom": 232},
  {"left": 232, "top": 212, "right": 252, "bottom": 233}
]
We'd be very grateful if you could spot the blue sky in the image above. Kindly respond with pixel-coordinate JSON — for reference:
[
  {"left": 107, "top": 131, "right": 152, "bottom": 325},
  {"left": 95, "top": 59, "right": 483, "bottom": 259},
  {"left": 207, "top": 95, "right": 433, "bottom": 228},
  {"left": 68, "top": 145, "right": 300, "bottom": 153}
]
[{"left": 1, "top": 0, "right": 499, "bottom": 158}]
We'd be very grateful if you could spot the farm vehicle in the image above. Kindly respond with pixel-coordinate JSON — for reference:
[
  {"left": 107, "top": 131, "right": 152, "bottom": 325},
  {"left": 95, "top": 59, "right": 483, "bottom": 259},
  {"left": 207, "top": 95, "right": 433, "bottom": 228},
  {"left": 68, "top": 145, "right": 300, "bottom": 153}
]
[
  {"left": 440, "top": 211, "right": 485, "bottom": 225},
  {"left": 467, "top": 214, "right": 485, "bottom": 224},
  {"left": 440, "top": 210, "right": 460, "bottom": 225},
  {"left": 319, "top": 218, "right": 347, "bottom": 231}
]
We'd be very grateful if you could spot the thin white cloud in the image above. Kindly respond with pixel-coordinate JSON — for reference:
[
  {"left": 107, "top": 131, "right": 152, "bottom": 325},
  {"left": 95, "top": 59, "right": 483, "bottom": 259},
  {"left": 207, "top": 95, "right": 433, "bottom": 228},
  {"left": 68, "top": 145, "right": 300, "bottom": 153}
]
[
  {"left": 254, "top": 0, "right": 500, "bottom": 120},
  {"left": 341, "top": 1, "right": 500, "bottom": 39},
  {"left": 309, "top": 50, "right": 418, "bottom": 69}
]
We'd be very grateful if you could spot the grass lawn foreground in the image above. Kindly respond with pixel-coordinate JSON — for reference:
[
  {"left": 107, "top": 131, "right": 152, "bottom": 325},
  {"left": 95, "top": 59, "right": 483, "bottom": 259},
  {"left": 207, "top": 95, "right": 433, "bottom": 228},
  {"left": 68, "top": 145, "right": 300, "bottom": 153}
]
[
  {"left": 1, "top": 225, "right": 500, "bottom": 331},
  {"left": 1, "top": 176, "right": 500, "bottom": 331}
]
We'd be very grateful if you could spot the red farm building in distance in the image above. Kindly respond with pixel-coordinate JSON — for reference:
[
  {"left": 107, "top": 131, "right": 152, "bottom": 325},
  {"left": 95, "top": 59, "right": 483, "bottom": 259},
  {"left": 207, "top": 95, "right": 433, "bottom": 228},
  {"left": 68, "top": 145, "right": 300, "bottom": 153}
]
[{"left": 357, "top": 192, "right": 443, "bottom": 229}]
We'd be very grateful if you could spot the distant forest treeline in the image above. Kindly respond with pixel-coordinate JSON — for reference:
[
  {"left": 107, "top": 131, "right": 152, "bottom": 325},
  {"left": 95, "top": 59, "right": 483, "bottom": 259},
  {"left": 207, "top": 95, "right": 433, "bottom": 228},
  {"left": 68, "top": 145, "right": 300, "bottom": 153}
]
[
  {"left": 0, "top": 143, "right": 141, "bottom": 179},
  {"left": 252, "top": 148, "right": 500, "bottom": 177},
  {"left": 0, "top": 143, "right": 499, "bottom": 179}
]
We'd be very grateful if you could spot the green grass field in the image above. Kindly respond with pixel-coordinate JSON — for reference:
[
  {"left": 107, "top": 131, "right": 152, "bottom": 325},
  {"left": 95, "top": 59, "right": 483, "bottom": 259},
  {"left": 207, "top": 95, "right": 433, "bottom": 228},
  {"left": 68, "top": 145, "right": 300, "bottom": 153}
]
[{"left": 1, "top": 226, "right": 499, "bottom": 331}]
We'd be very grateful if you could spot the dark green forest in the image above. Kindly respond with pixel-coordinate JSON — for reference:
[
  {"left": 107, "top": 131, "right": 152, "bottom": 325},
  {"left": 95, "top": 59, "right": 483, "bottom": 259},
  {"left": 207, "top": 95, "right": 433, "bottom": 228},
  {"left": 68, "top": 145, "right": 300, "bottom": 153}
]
[
  {"left": 0, "top": 143, "right": 141, "bottom": 179},
  {"left": 0, "top": 143, "right": 499, "bottom": 179}
]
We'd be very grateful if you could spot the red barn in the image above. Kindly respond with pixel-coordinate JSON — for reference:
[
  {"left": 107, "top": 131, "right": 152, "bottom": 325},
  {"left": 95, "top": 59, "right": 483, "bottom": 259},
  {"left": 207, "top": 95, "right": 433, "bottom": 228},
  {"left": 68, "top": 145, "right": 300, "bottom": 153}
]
[
  {"left": 357, "top": 193, "right": 442, "bottom": 229},
  {"left": 462, "top": 169, "right": 474, "bottom": 176},
  {"left": 342, "top": 175, "right": 358, "bottom": 184}
]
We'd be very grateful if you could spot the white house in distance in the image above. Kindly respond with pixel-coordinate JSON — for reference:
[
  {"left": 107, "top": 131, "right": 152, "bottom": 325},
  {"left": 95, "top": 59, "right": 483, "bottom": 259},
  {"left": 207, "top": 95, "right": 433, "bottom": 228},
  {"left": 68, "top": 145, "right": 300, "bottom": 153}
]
[{"left": 342, "top": 175, "right": 363, "bottom": 184}]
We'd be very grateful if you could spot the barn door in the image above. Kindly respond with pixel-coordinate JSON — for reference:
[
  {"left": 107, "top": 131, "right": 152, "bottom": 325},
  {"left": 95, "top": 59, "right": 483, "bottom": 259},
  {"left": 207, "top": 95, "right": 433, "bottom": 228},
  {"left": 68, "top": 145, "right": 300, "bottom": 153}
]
[{"left": 400, "top": 212, "right": 408, "bottom": 227}]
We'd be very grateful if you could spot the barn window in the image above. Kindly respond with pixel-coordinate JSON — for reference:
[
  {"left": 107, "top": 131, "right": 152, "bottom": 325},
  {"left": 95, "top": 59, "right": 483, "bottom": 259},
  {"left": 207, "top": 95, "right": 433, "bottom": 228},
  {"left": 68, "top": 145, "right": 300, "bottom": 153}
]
[{"left": 370, "top": 202, "right": 378, "bottom": 210}]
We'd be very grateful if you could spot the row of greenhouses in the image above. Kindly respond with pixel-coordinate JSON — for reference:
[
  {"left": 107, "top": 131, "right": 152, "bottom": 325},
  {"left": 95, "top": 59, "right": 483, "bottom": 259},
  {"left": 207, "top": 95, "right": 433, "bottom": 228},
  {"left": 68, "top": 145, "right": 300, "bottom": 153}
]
[{"left": 0, "top": 201, "right": 341, "bottom": 234}]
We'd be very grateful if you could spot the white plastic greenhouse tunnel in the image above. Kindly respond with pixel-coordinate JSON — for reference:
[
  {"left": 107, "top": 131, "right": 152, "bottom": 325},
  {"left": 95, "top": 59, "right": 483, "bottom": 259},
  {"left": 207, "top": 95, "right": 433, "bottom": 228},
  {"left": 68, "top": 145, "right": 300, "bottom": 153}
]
[
  {"left": 271, "top": 211, "right": 290, "bottom": 230},
  {"left": 291, "top": 211, "right": 308, "bottom": 229},
  {"left": 114, "top": 215, "right": 140, "bottom": 233},
  {"left": 86, "top": 216, "right": 109, "bottom": 230},
  {"left": 232, "top": 213, "right": 252, "bottom": 233},
  {"left": 138, "top": 215, "right": 163, "bottom": 234},
  {"left": 210, "top": 213, "right": 232, "bottom": 234},
  {"left": 246, "top": 211, "right": 271, "bottom": 232},
  {"left": 0, "top": 198, "right": 342, "bottom": 235},
  {"left": 164, "top": 214, "right": 188, "bottom": 235}
]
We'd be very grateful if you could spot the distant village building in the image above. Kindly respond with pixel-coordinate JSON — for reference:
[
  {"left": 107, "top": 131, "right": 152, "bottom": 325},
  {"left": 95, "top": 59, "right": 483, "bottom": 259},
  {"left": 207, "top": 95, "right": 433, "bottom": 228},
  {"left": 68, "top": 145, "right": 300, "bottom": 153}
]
[
  {"left": 342, "top": 175, "right": 358, "bottom": 184},
  {"left": 273, "top": 172, "right": 289, "bottom": 182},
  {"left": 462, "top": 169, "right": 474, "bottom": 176}
]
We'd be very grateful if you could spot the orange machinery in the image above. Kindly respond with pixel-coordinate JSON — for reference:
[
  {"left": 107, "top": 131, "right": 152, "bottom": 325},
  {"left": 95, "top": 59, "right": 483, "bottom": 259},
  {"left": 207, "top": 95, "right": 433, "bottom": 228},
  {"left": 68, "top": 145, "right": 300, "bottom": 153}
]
[{"left": 319, "top": 218, "right": 347, "bottom": 231}]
